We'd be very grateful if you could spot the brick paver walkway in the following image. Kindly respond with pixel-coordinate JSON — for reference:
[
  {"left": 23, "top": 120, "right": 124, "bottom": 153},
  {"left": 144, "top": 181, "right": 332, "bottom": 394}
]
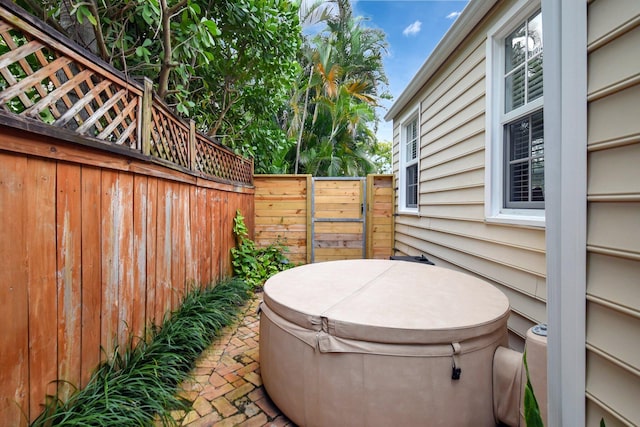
[{"left": 172, "top": 292, "right": 294, "bottom": 427}]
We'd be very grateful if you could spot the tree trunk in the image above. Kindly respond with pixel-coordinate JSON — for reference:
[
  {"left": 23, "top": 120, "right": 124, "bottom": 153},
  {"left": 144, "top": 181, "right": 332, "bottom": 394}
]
[{"left": 295, "top": 65, "right": 314, "bottom": 174}]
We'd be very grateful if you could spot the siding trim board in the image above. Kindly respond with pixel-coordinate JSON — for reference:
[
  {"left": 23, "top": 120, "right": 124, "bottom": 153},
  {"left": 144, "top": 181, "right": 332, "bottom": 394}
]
[{"left": 542, "top": 0, "right": 587, "bottom": 425}]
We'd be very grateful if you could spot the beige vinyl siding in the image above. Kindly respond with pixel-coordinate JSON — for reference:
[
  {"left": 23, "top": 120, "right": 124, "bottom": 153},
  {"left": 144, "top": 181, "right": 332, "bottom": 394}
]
[
  {"left": 392, "top": 0, "right": 546, "bottom": 345},
  {"left": 586, "top": 0, "right": 640, "bottom": 424}
]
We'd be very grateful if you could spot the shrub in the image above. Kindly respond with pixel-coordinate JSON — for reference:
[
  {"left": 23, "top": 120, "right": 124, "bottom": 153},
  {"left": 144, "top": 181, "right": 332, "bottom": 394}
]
[{"left": 231, "top": 209, "right": 293, "bottom": 289}]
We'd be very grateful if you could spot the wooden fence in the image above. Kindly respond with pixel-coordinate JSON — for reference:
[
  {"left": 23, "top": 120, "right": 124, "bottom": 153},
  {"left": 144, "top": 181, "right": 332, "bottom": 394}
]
[
  {"left": 366, "top": 174, "right": 395, "bottom": 259},
  {"left": 254, "top": 175, "right": 311, "bottom": 264},
  {"left": 0, "top": 3, "right": 255, "bottom": 425},
  {"left": 254, "top": 175, "right": 394, "bottom": 264},
  {"left": 0, "top": 120, "right": 254, "bottom": 427}
]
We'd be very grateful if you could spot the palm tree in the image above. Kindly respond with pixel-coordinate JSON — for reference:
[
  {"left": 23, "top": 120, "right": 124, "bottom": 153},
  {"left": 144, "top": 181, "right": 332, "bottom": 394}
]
[{"left": 283, "top": 0, "right": 390, "bottom": 176}]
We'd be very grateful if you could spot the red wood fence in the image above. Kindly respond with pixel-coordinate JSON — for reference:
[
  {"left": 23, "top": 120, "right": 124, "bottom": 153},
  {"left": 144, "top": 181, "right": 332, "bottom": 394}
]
[
  {"left": 0, "top": 3, "right": 255, "bottom": 425},
  {"left": 0, "top": 126, "right": 254, "bottom": 426}
]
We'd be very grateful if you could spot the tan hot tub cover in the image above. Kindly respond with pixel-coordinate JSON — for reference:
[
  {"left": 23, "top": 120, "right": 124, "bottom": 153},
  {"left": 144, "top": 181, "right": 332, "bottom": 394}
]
[{"left": 260, "top": 259, "right": 510, "bottom": 426}]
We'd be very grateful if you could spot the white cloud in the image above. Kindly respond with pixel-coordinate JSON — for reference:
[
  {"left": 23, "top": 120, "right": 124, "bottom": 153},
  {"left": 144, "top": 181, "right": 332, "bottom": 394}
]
[
  {"left": 402, "top": 21, "right": 422, "bottom": 37},
  {"left": 446, "top": 11, "right": 462, "bottom": 20}
]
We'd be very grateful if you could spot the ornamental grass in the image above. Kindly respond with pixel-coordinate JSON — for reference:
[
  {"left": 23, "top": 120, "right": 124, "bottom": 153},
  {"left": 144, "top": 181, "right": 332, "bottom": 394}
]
[{"left": 32, "top": 278, "right": 252, "bottom": 427}]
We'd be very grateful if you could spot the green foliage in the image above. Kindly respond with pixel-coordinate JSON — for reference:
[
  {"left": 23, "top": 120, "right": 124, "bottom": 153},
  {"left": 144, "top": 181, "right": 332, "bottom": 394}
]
[
  {"left": 232, "top": 119, "right": 297, "bottom": 174},
  {"left": 231, "top": 210, "right": 293, "bottom": 289},
  {"left": 16, "top": 0, "right": 393, "bottom": 176},
  {"left": 31, "top": 278, "right": 251, "bottom": 427},
  {"left": 284, "top": 0, "right": 391, "bottom": 176},
  {"left": 370, "top": 140, "right": 392, "bottom": 174},
  {"left": 17, "top": 0, "right": 302, "bottom": 167},
  {"left": 523, "top": 351, "right": 544, "bottom": 427}
]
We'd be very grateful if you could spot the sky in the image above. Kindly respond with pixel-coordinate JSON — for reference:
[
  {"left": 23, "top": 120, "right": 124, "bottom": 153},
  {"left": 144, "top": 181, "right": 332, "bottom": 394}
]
[{"left": 350, "top": 1, "right": 470, "bottom": 142}]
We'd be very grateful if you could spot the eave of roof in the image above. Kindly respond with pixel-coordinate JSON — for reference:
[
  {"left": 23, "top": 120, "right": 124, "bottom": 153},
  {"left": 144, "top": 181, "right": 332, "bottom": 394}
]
[{"left": 384, "top": 0, "right": 498, "bottom": 122}]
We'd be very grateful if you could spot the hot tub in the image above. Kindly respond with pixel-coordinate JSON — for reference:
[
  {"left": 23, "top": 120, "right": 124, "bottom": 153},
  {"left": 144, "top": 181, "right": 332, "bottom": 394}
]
[{"left": 260, "top": 259, "right": 510, "bottom": 426}]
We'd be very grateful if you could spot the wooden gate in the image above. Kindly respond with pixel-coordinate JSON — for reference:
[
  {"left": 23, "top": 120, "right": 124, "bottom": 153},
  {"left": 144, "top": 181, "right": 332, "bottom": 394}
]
[
  {"left": 254, "top": 174, "right": 394, "bottom": 264},
  {"left": 311, "top": 177, "right": 366, "bottom": 262}
]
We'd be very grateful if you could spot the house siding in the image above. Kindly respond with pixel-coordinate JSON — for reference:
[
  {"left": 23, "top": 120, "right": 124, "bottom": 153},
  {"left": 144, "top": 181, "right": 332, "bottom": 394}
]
[
  {"left": 586, "top": 0, "right": 640, "bottom": 424},
  {"left": 391, "top": 0, "right": 546, "bottom": 346}
]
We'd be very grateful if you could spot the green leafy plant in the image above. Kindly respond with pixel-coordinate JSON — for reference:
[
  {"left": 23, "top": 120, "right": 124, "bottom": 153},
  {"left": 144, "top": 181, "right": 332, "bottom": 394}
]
[
  {"left": 231, "top": 209, "right": 293, "bottom": 289},
  {"left": 31, "top": 278, "right": 251, "bottom": 427},
  {"left": 523, "top": 351, "right": 544, "bottom": 427}
]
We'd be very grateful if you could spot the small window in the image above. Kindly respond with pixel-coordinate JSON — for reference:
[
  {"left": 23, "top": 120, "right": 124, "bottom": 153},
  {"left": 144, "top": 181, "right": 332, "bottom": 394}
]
[
  {"left": 400, "top": 115, "right": 419, "bottom": 211},
  {"left": 504, "top": 11, "right": 543, "bottom": 113},
  {"left": 406, "top": 163, "right": 418, "bottom": 208}
]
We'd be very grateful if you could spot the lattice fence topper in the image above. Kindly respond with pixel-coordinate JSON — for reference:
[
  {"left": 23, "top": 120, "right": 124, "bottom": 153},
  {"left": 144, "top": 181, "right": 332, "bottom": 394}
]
[
  {"left": 0, "top": 19, "right": 140, "bottom": 148},
  {"left": 150, "top": 101, "right": 191, "bottom": 169},
  {"left": 0, "top": 3, "right": 253, "bottom": 185},
  {"left": 195, "top": 133, "right": 253, "bottom": 184}
]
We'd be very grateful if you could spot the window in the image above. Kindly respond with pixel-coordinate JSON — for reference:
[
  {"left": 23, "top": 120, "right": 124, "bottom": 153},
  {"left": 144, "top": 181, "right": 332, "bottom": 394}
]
[
  {"left": 486, "top": 2, "right": 544, "bottom": 226},
  {"left": 400, "top": 114, "right": 419, "bottom": 212},
  {"left": 505, "top": 110, "right": 544, "bottom": 208}
]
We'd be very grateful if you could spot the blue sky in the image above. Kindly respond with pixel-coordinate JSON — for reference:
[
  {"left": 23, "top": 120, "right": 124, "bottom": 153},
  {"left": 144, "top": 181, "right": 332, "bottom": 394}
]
[{"left": 351, "top": 1, "right": 470, "bottom": 142}]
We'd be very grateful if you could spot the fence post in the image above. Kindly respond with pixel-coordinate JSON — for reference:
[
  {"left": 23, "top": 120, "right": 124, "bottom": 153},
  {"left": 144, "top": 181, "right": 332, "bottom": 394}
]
[
  {"left": 366, "top": 174, "right": 373, "bottom": 259},
  {"left": 140, "top": 78, "right": 153, "bottom": 156},
  {"left": 189, "top": 120, "right": 197, "bottom": 172},
  {"left": 306, "top": 175, "right": 313, "bottom": 264}
]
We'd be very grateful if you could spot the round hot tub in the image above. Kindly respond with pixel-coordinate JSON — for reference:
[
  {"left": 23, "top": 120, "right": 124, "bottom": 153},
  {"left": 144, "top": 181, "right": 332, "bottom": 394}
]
[{"left": 260, "top": 259, "right": 510, "bottom": 426}]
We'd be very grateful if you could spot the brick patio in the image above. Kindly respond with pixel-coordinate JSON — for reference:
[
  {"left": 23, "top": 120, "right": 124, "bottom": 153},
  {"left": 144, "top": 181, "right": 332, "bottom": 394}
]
[{"left": 172, "top": 292, "right": 293, "bottom": 427}]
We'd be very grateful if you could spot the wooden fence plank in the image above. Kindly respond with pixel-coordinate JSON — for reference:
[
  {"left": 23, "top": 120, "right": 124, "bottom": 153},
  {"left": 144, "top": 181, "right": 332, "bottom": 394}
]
[
  {"left": 164, "top": 181, "right": 176, "bottom": 314},
  {"left": 175, "top": 183, "right": 189, "bottom": 304},
  {"left": 100, "top": 170, "right": 120, "bottom": 358},
  {"left": 26, "top": 158, "right": 57, "bottom": 420},
  {"left": 314, "top": 195, "right": 361, "bottom": 203},
  {"left": 0, "top": 153, "right": 29, "bottom": 426},
  {"left": 155, "top": 180, "right": 172, "bottom": 322},
  {"left": 116, "top": 173, "right": 134, "bottom": 350},
  {"left": 170, "top": 182, "right": 183, "bottom": 309},
  {"left": 212, "top": 191, "right": 222, "bottom": 282},
  {"left": 368, "top": 175, "right": 394, "bottom": 260},
  {"left": 188, "top": 186, "right": 199, "bottom": 286},
  {"left": 56, "top": 163, "right": 82, "bottom": 401},
  {"left": 306, "top": 176, "right": 312, "bottom": 263},
  {"left": 145, "top": 177, "right": 158, "bottom": 327},
  {"left": 220, "top": 193, "right": 231, "bottom": 278},
  {"left": 200, "top": 188, "right": 212, "bottom": 283},
  {"left": 170, "top": 182, "right": 180, "bottom": 309},
  {"left": 80, "top": 166, "right": 102, "bottom": 387},
  {"left": 132, "top": 175, "right": 148, "bottom": 342}
]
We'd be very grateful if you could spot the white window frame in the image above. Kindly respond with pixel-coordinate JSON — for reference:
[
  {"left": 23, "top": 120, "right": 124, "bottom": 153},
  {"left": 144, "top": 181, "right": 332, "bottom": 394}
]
[
  {"left": 485, "top": 0, "right": 545, "bottom": 227},
  {"left": 398, "top": 109, "right": 420, "bottom": 214}
]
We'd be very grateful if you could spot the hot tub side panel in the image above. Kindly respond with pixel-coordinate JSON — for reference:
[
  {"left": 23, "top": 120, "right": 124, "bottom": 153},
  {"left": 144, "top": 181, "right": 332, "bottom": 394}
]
[{"left": 260, "top": 304, "right": 508, "bottom": 427}]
